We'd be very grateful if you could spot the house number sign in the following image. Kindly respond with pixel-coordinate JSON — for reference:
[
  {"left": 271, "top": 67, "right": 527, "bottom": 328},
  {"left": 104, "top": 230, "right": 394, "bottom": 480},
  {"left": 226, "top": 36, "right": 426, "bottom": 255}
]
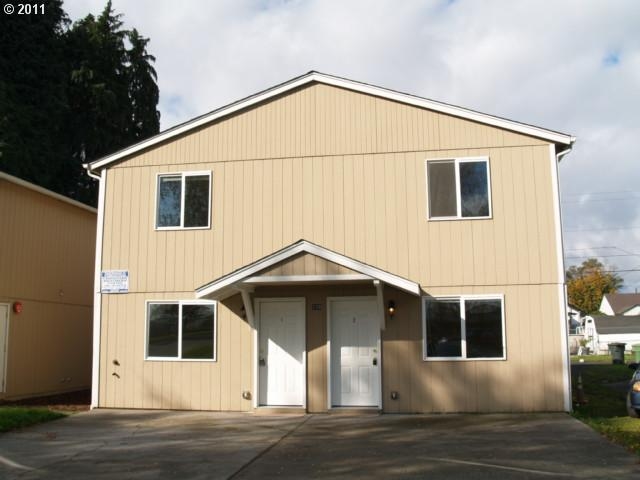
[{"left": 101, "top": 270, "right": 129, "bottom": 293}]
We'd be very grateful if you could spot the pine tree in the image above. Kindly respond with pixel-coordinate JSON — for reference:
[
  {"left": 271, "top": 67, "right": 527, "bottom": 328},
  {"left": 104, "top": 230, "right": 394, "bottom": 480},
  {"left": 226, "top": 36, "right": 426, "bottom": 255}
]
[
  {"left": 0, "top": 0, "right": 70, "bottom": 193},
  {"left": 0, "top": 0, "right": 161, "bottom": 206}
]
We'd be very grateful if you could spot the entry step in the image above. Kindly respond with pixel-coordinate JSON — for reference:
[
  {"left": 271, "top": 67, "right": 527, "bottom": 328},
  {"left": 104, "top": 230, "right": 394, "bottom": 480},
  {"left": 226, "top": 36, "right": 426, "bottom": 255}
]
[
  {"left": 328, "top": 407, "right": 381, "bottom": 415},
  {"left": 253, "top": 406, "right": 306, "bottom": 415}
]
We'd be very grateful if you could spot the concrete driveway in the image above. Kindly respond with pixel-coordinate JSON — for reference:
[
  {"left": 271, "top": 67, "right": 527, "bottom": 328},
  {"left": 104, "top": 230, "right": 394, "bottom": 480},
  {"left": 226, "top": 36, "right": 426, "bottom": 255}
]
[{"left": 1, "top": 410, "right": 638, "bottom": 479}]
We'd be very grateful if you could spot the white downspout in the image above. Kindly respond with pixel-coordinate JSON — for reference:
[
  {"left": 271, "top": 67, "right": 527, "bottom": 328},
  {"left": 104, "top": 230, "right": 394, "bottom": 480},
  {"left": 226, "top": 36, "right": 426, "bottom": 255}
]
[
  {"left": 552, "top": 143, "right": 574, "bottom": 412},
  {"left": 85, "top": 164, "right": 106, "bottom": 409}
]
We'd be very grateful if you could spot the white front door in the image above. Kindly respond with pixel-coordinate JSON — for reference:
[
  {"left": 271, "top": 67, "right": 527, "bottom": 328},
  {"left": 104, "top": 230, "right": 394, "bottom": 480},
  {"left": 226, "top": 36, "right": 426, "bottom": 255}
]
[
  {"left": 0, "top": 304, "right": 8, "bottom": 393},
  {"left": 258, "top": 299, "right": 305, "bottom": 406},
  {"left": 330, "top": 298, "right": 380, "bottom": 407}
]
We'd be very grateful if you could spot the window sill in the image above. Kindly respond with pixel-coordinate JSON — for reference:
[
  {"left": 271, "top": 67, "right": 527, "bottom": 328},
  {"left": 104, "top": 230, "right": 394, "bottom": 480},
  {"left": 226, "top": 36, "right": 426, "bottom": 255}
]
[
  {"left": 154, "top": 226, "right": 212, "bottom": 231},
  {"left": 422, "top": 356, "right": 506, "bottom": 362},
  {"left": 145, "top": 357, "right": 217, "bottom": 362},
  {"left": 427, "top": 216, "right": 493, "bottom": 222}
]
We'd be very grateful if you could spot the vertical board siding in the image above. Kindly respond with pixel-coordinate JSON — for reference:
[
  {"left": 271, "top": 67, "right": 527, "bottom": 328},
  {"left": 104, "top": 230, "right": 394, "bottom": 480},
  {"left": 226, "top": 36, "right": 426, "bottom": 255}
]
[
  {"left": 102, "top": 145, "right": 557, "bottom": 292},
  {"left": 382, "top": 284, "right": 565, "bottom": 413},
  {"left": 98, "top": 82, "right": 565, "bottom": 412},
  {"left": 0, "top": 180, "right": 94, "bottom": 400},
  {"left": 99, "top": 292, "right": 253, "bottom": 411}
]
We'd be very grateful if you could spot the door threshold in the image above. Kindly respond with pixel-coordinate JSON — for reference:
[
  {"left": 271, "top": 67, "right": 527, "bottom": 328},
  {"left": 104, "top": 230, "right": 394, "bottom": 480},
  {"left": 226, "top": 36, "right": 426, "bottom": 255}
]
[
  {"left": 253, "top": 406, "right": 306, "bottom": 415},
  {"left": 329, "top": 407, "right": 381, "bottom": 415}
]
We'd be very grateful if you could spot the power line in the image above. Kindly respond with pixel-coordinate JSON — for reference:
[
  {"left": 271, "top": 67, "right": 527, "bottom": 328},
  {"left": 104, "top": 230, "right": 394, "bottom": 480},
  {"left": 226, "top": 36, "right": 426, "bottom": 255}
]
[
  {"left": 564, "top": 225, "right": 640, "bottom": 233},
  {"left": 564, "top": 246, "right": 617, "bottom": 252},
  {"left": 562, "top": 197, "right": 640, "bottom": 204},
  {"left": 563, "top": 189, "right": 640, "bottom": 198},
  {"left": 565, "top": 253, "right": 640, "bottom": 260}
]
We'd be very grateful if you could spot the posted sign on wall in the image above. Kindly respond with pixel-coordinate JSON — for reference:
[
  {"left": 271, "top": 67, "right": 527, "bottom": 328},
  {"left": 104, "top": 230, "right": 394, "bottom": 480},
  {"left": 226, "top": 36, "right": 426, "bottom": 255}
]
[{"left": 101, "top": 270, "right": 129, "bottom": 293}]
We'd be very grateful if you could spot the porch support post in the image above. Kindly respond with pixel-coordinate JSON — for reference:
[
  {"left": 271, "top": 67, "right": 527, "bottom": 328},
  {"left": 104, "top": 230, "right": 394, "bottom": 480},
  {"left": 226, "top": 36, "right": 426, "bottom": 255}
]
[
  {"left": 237, "top": 285, "right": 255, "bottom": 328},
  {"left": 373, "top": 280, "right": 385, "bottom": 331}
]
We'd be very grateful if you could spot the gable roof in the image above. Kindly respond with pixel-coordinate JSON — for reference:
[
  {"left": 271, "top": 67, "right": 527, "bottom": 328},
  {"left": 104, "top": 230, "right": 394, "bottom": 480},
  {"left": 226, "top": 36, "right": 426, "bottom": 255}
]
[
  {"left": 602, "top": 293, "right": 640, "bottom": 315},
  {"left": 592, "top": 315, "right": 640, "bottom": 334},
  {"left": 86, "top": 71, "right": 575, "bottom": 173},
  {"left": 0, "top": 171, "right": 96, "bottom": 214},
  {"left": 195, "top": 239, "right": 421, "bottom": 299}
]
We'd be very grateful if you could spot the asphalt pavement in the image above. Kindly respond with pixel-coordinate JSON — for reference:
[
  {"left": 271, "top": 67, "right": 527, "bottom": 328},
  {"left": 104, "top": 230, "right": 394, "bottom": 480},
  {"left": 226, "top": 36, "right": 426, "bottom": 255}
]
[{"left": 1, "top": 410, "right": 638, "bottom": 479}]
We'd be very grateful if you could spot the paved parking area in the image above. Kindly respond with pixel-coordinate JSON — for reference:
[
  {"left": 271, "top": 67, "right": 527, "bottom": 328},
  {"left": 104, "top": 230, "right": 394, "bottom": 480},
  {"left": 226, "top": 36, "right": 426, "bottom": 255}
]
[{"left": 1, "top": 410, "right": 638, "bottom": 479}]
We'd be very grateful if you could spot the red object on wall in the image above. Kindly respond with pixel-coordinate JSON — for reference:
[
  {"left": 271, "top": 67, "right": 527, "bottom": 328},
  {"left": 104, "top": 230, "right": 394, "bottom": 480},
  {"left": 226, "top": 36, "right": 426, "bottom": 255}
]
[{"left": 12, "top": 301, "right": 22, "bottom": 314}]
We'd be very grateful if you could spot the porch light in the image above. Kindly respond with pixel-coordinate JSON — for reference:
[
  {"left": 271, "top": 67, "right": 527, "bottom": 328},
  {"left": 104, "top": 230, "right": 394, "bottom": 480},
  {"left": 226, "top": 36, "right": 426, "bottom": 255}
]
[{"left": 387, "top": 300, "right": 396, "bottom": 317}]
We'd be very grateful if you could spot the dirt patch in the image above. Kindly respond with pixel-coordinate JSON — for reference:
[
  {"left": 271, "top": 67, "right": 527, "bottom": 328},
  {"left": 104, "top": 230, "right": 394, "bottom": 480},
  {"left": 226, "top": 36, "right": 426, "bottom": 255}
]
[{"left": 0, "top": 389, "right": 90, "bottom": 412}]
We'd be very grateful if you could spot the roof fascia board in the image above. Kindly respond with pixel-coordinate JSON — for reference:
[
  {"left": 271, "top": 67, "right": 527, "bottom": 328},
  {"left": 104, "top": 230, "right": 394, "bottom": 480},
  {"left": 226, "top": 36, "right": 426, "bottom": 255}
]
[
  {"left": 89, "top": 72, "right": 574, "bottom": 171},
  {"left": 196, "top": 240, "right": 421, "bottom": 298},
  {"left": 0, "top": 172, "right": 96, "bottom": 213},
  {"left": 243, "top": 274, "right": 372, "bottom": 283}
]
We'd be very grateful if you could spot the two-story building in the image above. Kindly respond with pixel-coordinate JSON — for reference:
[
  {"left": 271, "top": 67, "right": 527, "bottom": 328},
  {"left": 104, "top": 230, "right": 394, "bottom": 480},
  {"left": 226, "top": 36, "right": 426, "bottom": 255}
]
[
  {"left": 85, "top": 72, "right": 575, "bottom": 413},
  {"left": 0, "top": 172, "right": 95, "bottom": 400}
]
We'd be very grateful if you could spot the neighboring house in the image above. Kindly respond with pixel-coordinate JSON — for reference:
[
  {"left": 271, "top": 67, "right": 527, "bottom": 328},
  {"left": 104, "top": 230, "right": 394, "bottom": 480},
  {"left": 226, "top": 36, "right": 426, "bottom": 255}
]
[
  {"left": 85, "top": 71, "right": 575, "bottom": 413},
  {"left": 0, "top": 173, "right": 96, "bottom": 400},
  {"left": 600, "top": 293, "right": 640, "bottom": 316},
  {"left": 568, "top": 303, "right": 584, "bottom": 334},
  {"left": 567, "top": 303, "right": 585, "bottom": 355},
  {"left": 583, "top": 315, "right": 640, "bottom": 353}
]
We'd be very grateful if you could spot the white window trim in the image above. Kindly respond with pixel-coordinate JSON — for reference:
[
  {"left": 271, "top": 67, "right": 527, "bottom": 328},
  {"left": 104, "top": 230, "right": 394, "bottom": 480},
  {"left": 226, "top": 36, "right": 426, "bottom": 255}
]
[
  {"left": 425, "top": 156, "right": 492, "bottom": 221},
  {"left": 144, "top": 299, "right": 217, "bottom": 362},
  {"left": 422, "top": 294, "right": 506, "bottom": 361},
  {"left": 155, "top": 170, "right": 212, "bottom": 230}
]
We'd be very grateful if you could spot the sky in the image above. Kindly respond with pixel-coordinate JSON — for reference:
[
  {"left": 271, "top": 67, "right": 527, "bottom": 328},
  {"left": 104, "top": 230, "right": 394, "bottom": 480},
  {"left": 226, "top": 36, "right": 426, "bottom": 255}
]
[{"left": 65, "top": 0, "right": 640, "bottom": 292}]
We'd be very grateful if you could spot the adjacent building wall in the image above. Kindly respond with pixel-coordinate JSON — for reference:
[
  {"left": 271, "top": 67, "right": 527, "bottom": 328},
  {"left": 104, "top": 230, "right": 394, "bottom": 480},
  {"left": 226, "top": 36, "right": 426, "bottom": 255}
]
[{"left": 0, "top": 178, "right": 95, "bottom": 399}]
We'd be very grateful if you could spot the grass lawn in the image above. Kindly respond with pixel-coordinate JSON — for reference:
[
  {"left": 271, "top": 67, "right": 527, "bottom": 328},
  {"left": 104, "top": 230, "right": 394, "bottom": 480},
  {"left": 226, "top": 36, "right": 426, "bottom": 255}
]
[
  {"left": 0, "top": 407, "right": 66, "bottom": 433},
  {"left": 572, "top": 362, "right": 640, "bottom": 455}
]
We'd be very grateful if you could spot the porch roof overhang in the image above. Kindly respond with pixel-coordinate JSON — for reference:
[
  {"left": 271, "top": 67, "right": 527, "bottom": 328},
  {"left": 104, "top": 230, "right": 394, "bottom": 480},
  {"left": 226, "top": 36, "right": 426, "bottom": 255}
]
[{"left": 195, "top": 239, "right": 421, "bottom": 300}]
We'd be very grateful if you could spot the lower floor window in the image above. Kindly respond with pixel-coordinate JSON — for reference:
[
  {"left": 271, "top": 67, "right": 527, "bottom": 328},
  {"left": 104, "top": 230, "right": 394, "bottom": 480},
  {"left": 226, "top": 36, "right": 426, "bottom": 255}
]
[
  {"left": 423, "top": 295, "right": 505, "bottom": 360},
  {"left": 146, "top": 301, "right": 216, "bottom": 360}
]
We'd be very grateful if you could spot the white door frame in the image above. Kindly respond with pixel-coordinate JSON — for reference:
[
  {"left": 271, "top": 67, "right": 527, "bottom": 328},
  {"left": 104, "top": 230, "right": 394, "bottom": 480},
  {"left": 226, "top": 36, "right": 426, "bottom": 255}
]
[
  {"left": 0, "top": 304, "right": 10, "bottom": 393},
  {"left": 254, "top": 297, "right": 306, "bottom": 408},
  {"left": 326, "top": 296, "right": 382, "bottom": 410}
]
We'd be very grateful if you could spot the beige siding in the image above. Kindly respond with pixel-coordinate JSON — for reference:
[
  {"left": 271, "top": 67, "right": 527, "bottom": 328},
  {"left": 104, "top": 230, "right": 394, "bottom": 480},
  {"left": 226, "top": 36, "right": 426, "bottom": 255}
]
[
  {"left": 97, "top": 82, "right": 565, "bottom": 412},
  {"left": 258, "top": 253, "right": 358, "bottom": 276},
  {"left": 382, "top": 285, "right": 565, "bottom": 413},
  {"left": 117, "top": 84, "right": 546, "bottom": 169},
  {"left": 102, "top": 145, "right": 558, "bottom": 292},
  {"left": 99, "top": 292, "right": 253, "bottom": 411},
  {"left": 96, "top": 281, "right": 565, "bottom": 413},
  {"left": 0, "top": 179, "right": 95, "bottom": 399}
]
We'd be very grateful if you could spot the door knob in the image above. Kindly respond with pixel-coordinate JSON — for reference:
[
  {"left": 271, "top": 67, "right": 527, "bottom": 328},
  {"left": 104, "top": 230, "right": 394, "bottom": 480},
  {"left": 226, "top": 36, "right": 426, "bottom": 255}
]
[
  {"left": 372, "top": 358, "right": 377, "bottom": 366},
  {"left": 259, "top": 358, "right": 266, "bottom": 366}
]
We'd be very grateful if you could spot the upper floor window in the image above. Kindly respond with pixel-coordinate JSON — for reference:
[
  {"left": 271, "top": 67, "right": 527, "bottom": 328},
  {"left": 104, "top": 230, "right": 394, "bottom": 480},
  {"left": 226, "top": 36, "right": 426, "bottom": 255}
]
[
  {"left": 426, "top": 157, "right": 491, "bottom": 220},
  {"left": 156, "top": 171, "right": 211, "bottom": 229}
]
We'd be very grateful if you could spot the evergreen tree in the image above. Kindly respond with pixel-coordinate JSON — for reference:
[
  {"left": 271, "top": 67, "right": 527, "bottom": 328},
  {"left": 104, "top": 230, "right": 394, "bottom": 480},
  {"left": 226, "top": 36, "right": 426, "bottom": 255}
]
[
  {"left": 0, "top": 0, "right": 70, "bottom": 193},
  {"left": 66, "top": 1, "right": 160, "bottom": 204},
  {"left": 127, "top": 29, "right": 160, "bottom": 141},
  {"left": 0, "top": 0, "right": 160, "bottom": 206}
]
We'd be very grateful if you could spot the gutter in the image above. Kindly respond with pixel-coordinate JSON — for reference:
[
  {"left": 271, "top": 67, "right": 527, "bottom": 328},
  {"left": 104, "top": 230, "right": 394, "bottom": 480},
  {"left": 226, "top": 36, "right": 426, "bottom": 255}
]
[
  {"left": 556, "top": 146, "right": 573, "bottom": 163},
  {"left": 83, "top": 163, "right": 101, "bottom": 181}
]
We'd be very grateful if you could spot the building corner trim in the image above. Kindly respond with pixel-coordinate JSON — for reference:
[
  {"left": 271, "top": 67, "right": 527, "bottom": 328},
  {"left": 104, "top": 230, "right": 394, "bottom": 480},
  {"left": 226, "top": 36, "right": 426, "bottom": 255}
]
[
  {"left": 550, "top": 144, "right": 571, "bottom": 412},
  {"left": 90, "top": 172, "right": 107, "bottom": 409}
]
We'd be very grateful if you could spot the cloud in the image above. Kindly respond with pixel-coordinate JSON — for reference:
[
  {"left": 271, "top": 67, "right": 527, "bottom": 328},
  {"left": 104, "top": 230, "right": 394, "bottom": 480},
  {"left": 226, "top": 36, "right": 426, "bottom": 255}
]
[{"left": 63, "top": 0, "right": 640, "bottom": 289}]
